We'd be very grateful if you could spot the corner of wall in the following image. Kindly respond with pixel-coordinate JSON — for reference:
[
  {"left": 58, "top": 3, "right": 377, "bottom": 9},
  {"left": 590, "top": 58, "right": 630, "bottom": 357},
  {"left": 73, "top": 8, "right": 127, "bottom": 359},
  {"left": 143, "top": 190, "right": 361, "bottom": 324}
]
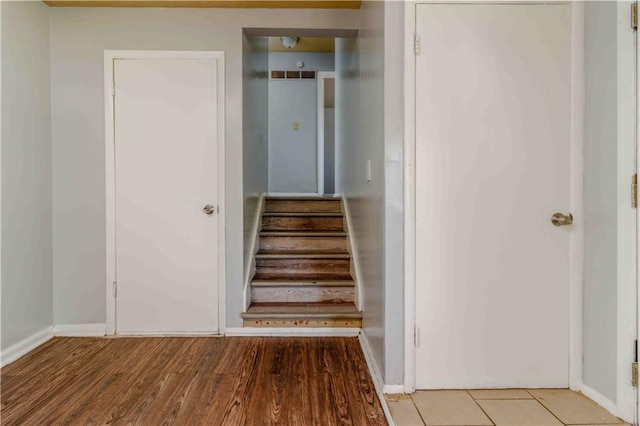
[{"left": 1, "top": 0, "right": 54, "bottom": 353}]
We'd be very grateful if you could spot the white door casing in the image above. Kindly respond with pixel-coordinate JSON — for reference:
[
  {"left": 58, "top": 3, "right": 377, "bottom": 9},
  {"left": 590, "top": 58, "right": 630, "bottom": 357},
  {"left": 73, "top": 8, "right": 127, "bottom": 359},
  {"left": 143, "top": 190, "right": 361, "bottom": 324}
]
[
  {"left": 104, "top": 51, "right": 226, "bottom": 335},
  {"left": 414, "top": 4, "right": 572, "bottom": 388},
  {"left": 317, "top": 71, "right": 336, "bottom": 196}
]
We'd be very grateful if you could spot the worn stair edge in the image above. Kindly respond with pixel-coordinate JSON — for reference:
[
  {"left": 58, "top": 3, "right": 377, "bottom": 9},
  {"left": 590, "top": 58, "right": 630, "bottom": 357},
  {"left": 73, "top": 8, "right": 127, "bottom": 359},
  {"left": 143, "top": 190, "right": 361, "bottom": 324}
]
[
  {"left": 260, "top": 231, "right": 347, "bottom": 237},
  {"left": 243, "top": 318, "right": 362, "bottom": 328},
  {"left": 255, "top": 252, "right": 350, "bottom": 260},
  {"left": 265, "top": 196, "right": 341, "bottom": 201},
  {"left": 262, "top": 212, "right": 344, "bottom": 217},
  {"left": 241, "top": 311, "right": 363, "bottom": 320},
  {"left": 243, "top": 302, "right": 362, "bottom": 318},
  {"left": 251, "top": 280, "right": 355, "bottom": 287},
  {"left": 253, "top": 274, "right": 354, "bottom": 282}
]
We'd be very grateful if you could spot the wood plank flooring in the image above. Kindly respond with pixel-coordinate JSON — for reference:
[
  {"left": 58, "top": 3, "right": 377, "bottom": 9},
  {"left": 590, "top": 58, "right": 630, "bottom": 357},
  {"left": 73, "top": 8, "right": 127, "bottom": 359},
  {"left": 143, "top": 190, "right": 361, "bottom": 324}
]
[{"left": 1, "top": 336, "right": 386, "bottom": 425}]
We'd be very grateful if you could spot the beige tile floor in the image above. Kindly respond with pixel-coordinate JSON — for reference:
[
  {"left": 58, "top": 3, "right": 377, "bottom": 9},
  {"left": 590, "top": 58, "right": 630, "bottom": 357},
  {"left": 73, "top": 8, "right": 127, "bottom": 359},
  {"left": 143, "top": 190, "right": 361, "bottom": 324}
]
[{"left": 386, "top": 389, "right": 629, "bottom": 426}]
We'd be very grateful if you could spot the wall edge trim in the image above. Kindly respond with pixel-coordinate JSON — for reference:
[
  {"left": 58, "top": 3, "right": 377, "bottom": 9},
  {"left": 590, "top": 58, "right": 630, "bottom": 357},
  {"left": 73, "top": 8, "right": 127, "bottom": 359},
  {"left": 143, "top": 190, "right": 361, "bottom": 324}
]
[
  {"left": 53, "top": 323, "right": 107, "bottom": 337},
  {"left": 0, "top": 326, "right": 54, "bottom": 367},
  {"left": 243, "top": 192, "right": 266, "bottom": 311},
  {"left": 358, "top": 331, "right": 397, "bottom": 425},
  {"left": 383, "top": 384, "right": 405, "bottom": 394},
  {"left": 579, "top": 382, "right": 620, "bottom": 420},
  {"left": 342, "top": 195, "right": 363, "bottom": 311}
]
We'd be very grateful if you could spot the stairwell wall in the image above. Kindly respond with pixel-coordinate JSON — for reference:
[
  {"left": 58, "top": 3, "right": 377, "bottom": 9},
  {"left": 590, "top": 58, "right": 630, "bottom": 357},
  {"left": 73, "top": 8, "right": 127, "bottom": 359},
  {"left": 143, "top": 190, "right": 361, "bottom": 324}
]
[
  {"left": 242, "top": 34, "right": 269, "bottom": 300},
  {"left": 336, "top": 0, "right": 404, "bottom": 386}
]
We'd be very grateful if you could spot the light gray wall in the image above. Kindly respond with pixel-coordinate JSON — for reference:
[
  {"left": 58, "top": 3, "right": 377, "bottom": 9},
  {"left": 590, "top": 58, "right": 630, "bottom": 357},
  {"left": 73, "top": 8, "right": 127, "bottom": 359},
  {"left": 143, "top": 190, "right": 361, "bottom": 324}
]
[
  {"left": 243, "top": 35, "right": 269, "bottom": 288},
  {"left": 584, "top": 6, "right": 617, "bottom": 400},
  {"left": 336, "top": 0, "right": 404, "bottom": 386},
  {"left": 49, "top": 8, "right": 358, "bottom": 328},
  {"left": 1, "top": 1, "right": 53, "bottom": 350},
  {"left": 583, "top": 1, "right": 636, "bottom": 410},
  {"left": 382, "top": 0, "right": 404, "bottom": 385},
  {"left": 337, "top": 0, "right": 386, "bottom": 380},
  {"left": 613, "top": 1, "right": 637, "bottom": 415},
  {"left": 268, "top": 52, "right": 334, "bottom": 193},
  {"left": 324, "top": 107, "right": 335, "bottom": 194}
]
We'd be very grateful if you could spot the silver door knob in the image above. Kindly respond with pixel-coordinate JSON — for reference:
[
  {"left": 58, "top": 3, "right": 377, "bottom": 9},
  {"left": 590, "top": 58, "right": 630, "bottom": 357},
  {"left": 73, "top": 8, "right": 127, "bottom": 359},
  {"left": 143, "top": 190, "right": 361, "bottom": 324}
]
[
  {"left": 203, "top": 205, "right": 215, "bottom": 215},
  {"left": 551, "top": 212, "right": 572, "bottom": 226}
]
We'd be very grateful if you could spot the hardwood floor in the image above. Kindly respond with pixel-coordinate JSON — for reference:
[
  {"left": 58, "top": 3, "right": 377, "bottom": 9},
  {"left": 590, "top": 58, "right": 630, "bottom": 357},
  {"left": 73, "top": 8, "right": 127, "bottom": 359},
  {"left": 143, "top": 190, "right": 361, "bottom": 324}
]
[{"left": 1, "top": 336, "right": 386, "bottom": 425}]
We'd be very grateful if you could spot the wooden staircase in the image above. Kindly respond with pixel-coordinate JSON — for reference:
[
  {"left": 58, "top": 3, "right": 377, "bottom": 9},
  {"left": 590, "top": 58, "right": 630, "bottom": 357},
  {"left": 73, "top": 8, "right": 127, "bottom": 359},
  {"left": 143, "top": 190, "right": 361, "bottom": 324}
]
[{"left": 242, "top": 197, "right": 362, "bottom": 328}]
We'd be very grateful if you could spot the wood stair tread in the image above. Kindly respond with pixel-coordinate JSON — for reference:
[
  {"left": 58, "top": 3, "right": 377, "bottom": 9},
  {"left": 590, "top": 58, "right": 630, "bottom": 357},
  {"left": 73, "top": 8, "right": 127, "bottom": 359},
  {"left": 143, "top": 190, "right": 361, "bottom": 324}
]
[
  {"left": 262, "top": 212, "right": 344, "bottom": 217},
  {"left": 253, "top": 272, "right": 353, "bottom": 281},
  {"left": 260, "top": 231, "right": 347, "bottom": 237},
  {"left": 256, "top": 251, "right": 350, "bottom": 259},
  {"left": 251, "top": 280, "right": 355, "bottom": 287},
  {"left": 265, "top": 196, "right": 341, "bottom": 201},
  {"left": 247, "top": 196, "right": 357, "bottom": 326},
  {"left": 242, "top": 302, "right": 362, "bottom": 319}
]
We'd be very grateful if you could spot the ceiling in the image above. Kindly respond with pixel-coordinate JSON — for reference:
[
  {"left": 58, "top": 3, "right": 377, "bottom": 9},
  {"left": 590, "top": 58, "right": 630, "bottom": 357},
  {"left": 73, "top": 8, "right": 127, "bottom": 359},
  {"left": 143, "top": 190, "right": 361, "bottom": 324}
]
[
  {"left": 43, "top": 0, "right": 362, "bottom": 8},
  {"left": 268, "top": 37, "right": 335, "bottom": 53}
]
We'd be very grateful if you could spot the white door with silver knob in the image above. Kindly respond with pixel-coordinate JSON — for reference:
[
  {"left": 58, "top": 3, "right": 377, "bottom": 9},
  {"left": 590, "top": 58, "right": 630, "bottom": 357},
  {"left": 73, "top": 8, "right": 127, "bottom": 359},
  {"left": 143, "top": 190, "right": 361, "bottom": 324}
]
[
  {"left": 415, "top": 3, "right": 572, "bottom": 388},
  {"left": 114, "top": 57, "right": 220, "bottom": 334}
]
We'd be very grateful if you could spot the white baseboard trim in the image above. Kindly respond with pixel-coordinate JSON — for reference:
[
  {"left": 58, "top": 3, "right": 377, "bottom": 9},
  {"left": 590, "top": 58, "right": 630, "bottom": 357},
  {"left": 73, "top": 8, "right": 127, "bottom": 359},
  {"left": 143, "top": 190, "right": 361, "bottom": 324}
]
[
  {"left": 243, "top": 193, "right": 265, "bottom": 311},
  {"left": 579, "top": 382, "right": 618, "bottom": 419},
  {"left": 358, "top": 331, "right": 396, "bottom": 426},
  {"left": 115, "top": 331, "right": 221, "bottom": 336},
  {"left": 383, "top": 384, "right": 405, "bottom": 394},
  {"left": 341, "top": 195, "right": 364, "bottom": 312},
  {"left": 1, "top": 326, "right": 54, "bottom": 367},
  {"left": 53, "top": 323, "right": 107, "bottom": 337},
  {"left": 225, "top": 327, "right": 360, "bottom": 337}
]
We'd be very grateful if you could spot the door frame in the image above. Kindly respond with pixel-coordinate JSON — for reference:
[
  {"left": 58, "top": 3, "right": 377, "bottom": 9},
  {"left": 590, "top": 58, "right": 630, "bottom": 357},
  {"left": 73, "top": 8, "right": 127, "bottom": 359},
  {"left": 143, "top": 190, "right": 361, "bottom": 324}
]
[
  {"left": 103, "top": 50, "right": 226, "bottom": 335},
  {"left": 403, "top": 0, "right": 584, "bottom": 393},
  {"left": 317, "top": 71, "right": 336, "bottom": 196}
]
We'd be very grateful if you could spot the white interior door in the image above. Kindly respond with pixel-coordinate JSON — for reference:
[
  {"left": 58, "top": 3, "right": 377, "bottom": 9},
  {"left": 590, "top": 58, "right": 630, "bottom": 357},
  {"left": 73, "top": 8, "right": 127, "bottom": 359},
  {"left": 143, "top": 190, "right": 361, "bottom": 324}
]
[
  {"left": 114, "top": 58, "right": 219, "bottom": 334},
  {"left": 415, "top": 4, "right": 572, "bottom": 388}
]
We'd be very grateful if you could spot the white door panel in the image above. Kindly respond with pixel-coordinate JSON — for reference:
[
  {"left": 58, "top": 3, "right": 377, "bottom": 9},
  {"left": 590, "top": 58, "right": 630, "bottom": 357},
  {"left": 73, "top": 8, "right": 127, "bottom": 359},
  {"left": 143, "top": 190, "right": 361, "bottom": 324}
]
[
  {"left": 114, "top": 58, "right": 219, "bottom": 333},
  {"left": 415, "top": 4, "right": 572, "bottom": 388}
]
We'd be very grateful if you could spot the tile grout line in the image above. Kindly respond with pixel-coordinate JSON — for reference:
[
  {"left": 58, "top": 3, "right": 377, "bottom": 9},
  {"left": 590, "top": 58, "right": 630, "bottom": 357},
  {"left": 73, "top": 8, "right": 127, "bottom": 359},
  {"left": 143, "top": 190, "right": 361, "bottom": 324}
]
[
  {"left": 407, "top": 394, "right": 428, "bottom": 426},
  {"left": 524, "top": 389, "right": 568, "bottom": 425},
  {"left": 466, "top": 390, "right": 497, "bottom": 426}
]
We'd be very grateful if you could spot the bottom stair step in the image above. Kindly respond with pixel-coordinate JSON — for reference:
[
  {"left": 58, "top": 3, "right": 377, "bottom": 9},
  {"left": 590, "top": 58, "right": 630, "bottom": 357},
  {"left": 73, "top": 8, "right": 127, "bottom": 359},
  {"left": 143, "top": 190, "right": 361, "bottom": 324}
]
[
  {"left": 241, "top": 302, "right": 362, "bottom": 328},
  {"left": 251, "top": 285, "right": 354, "bottom": 303}
]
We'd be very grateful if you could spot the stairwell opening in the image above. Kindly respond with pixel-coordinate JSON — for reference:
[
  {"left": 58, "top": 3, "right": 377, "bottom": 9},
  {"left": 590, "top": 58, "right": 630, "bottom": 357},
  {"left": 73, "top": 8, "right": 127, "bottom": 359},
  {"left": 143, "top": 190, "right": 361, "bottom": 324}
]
[{"left": 242, "top": 29, "right": 360, "bottom": 328}]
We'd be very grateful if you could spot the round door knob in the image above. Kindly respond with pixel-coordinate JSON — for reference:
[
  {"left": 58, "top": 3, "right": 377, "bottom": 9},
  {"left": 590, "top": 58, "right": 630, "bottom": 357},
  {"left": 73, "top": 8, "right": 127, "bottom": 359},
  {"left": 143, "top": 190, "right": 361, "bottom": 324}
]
[
  {"left": 203, "top": 204, "right": 215, "bottom": 215},
  {"left": 551, "top": 212, "right": 572, "bottom": 227}
]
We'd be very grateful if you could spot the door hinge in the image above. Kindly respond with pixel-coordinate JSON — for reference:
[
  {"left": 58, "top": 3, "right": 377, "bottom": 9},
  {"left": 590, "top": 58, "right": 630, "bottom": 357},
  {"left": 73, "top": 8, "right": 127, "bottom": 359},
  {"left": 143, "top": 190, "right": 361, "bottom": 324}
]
[
  {"left": 632, "top": 173, "right": 637, "bottom": 208},
  {"left": 112, "top": 81, "right": 116, "bottom": 97},
  {"left": 112, "top": 281, "right": 117, "bottom": 297},
  {"left": 632, "top": 2, "right": 638, "bottom": 31},
  {"left": 414, "top": 33, "right": 421, "bottom": 56},
  {"left": 414, "top": 326, "right": 420, "bottom": 347}
]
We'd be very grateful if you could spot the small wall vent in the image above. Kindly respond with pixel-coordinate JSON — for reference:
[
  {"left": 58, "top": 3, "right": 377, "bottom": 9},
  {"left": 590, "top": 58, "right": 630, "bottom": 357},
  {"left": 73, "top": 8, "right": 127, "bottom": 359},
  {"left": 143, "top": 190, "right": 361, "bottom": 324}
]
[{"left": 271, "top": 70, "right": 317, "bottom": 80}]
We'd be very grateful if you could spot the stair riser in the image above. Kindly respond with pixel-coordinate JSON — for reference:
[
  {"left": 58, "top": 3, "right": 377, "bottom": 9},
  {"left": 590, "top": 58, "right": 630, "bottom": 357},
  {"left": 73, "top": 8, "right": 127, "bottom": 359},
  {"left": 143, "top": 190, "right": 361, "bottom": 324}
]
[
  {"left": 259, "top": 236, "right": 347, "bottom": 252},
  {"left": 264, "top": 200, "right": 342, "bottom": 213},
  {"left": 252, "top": 287, "right": 355, "bottom": 303},
  {"left": 261, "top": 216, "right": 344, "bottom": 232},
  {"left": 256, "top": 258, "right": 350, "bottom": 274}
]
